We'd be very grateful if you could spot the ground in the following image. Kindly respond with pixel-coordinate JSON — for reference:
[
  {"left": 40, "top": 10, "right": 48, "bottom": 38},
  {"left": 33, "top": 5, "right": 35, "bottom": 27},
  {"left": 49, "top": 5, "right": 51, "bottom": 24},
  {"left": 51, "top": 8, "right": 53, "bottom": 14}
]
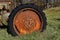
[{"left": 0, "top": 7, "right": 60, "bottom": 40}]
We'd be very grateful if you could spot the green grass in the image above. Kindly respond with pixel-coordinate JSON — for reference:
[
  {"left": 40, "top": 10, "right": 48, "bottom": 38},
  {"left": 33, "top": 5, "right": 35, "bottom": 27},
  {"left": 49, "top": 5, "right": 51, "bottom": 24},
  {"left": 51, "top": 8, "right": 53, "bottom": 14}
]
[{"left": 0, "top": 7, "right": 60, "bottom": 40}]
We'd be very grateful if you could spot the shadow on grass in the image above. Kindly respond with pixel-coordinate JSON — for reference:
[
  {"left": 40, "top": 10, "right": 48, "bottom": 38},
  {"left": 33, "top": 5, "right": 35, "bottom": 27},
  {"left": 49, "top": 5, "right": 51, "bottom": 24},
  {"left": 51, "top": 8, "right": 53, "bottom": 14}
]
[
  {"left": 0, "top": 24, "right": 7, "bottom": 29},
  {"left": 56, "top": 18, "right": 60, "bottom": 21},
  {"left": 54, "top": 18, "right": 60, "bottom": 21}
]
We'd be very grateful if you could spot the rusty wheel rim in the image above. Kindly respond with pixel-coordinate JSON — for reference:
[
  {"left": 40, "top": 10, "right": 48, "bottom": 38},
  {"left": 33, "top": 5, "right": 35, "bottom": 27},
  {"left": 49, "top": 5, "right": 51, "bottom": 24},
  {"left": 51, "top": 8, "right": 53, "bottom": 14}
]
[{"left": 13, "top": 8, "right": 42, "bottom": 35}]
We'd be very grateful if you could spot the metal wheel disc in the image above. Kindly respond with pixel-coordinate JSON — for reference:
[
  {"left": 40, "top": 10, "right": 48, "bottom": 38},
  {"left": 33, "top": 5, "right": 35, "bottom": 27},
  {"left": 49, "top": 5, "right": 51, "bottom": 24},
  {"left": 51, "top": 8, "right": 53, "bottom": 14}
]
[{"left": 13, "top": 8, "right": 42, "bottom": 35}]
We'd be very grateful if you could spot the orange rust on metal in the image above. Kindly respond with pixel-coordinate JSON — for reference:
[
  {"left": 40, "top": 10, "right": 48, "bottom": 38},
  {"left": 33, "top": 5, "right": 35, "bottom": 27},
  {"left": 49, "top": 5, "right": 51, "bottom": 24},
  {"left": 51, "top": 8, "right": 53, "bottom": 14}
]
[{"left": 13, "top": 8, "right": 42, "bottom": 35}]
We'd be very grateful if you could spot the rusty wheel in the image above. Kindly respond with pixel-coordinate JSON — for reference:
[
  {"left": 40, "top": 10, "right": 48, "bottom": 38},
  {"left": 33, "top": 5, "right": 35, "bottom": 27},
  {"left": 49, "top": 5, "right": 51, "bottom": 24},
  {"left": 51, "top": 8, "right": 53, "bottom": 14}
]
[
  {"left": 13, "top": 8, "right": 42, "bottom": 35},
  {"left": 8, "top": 4, "right": 47, "bottom": 36}
]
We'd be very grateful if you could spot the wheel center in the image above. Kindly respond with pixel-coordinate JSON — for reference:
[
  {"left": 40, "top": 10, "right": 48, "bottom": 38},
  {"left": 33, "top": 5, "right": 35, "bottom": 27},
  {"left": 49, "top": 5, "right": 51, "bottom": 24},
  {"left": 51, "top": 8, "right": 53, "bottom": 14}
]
[{"left": 22, "top": 16, "right": 36, "bottom": 31}]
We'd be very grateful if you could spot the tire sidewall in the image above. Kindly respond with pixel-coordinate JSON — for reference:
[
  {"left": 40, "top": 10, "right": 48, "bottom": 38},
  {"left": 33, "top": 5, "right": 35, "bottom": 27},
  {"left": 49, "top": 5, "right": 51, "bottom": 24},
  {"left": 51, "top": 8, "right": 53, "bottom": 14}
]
[{"left": 8, "top": 4, "right": 47, "bottom": 36}]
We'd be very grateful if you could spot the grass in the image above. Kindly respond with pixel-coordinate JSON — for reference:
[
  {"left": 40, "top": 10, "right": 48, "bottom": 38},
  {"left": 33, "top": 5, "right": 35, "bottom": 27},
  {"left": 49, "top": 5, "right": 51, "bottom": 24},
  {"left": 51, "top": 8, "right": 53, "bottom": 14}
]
[{"left": 0, "top": 7, "right": 60, "bottom": 40}]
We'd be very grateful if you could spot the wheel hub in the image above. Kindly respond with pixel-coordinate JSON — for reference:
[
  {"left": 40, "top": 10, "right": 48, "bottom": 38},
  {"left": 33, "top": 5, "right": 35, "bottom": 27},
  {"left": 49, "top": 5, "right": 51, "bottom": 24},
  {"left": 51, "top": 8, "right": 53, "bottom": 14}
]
[{"left": 22, "top": 16, "right": 36, "bottom": 31}]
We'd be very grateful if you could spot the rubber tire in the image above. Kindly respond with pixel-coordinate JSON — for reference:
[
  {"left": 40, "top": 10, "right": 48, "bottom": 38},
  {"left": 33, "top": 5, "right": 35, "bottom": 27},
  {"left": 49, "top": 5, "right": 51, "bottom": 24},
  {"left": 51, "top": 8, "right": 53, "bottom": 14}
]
[{"left": 8, "top": 4, "right": 47, "bottom": 36}]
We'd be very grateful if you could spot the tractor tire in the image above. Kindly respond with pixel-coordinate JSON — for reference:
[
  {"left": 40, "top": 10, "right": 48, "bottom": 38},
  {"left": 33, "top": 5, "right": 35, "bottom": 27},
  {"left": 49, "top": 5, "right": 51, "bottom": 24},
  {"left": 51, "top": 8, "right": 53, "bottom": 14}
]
[{"left": 8, "top": 4, "right": 47, "bottom": 36}]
